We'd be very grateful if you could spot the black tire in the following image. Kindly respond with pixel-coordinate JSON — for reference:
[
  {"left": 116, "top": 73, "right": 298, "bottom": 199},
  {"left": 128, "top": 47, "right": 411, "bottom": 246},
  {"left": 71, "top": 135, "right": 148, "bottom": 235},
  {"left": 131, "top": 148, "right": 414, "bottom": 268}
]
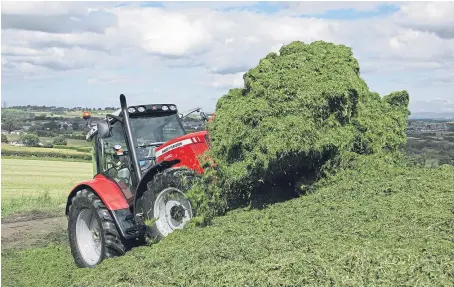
[
  {"left": 68, "top": 189, "right": 127, "bottom": 268},
  {"left": 138, "top": 167, "right": 196, "bottom": 240}
]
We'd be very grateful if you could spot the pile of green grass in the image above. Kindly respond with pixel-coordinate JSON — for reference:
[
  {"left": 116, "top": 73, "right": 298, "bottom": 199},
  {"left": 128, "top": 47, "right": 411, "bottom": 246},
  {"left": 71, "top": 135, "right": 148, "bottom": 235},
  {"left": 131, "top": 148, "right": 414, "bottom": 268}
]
[
  {"left": 2, "top": 155, "right": 453, "bottom": 286},
  {"left": 187, "top": 40, "right": 410, "bottom": 223}
]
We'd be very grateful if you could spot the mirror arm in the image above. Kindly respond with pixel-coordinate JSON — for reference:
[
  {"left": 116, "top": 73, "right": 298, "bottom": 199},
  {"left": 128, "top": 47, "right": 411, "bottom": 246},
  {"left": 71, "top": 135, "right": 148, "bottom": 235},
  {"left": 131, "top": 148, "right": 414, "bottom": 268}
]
[
  {"left": 106, "top": 114, "right": 123, "bottom": 123},
  {"left": 180, "top": 107, "right": 201, "bottom": 119}
]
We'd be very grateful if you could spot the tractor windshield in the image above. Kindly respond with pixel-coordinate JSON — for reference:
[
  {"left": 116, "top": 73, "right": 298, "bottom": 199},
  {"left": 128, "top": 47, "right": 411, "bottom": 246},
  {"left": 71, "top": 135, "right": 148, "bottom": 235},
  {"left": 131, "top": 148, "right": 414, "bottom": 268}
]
[
  {"left": 130, "top": 113, "right": 185, "bottom": 146},
  {"left": 130, "top": 113, "right": 186, "bottom": 170},
  {"left": 100, "top": 113, "right": 186, "bottom": 174}
]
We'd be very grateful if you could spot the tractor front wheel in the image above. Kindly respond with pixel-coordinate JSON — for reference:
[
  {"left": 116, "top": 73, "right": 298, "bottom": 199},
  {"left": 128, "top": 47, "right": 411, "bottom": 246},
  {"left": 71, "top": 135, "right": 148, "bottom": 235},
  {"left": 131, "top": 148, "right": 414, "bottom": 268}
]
[
  {"left": 139, "top": 168, "right": 196, "bottom": 240},
  {"left": 68, "top": 189, "right": 126, "bottom": 268}
]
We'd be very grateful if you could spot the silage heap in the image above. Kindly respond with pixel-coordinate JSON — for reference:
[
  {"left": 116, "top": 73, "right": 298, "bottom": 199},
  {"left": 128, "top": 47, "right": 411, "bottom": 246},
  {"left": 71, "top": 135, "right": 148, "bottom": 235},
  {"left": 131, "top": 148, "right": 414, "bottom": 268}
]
[{"left": 189, "top": 40, "right": 410, "bottom": 222}]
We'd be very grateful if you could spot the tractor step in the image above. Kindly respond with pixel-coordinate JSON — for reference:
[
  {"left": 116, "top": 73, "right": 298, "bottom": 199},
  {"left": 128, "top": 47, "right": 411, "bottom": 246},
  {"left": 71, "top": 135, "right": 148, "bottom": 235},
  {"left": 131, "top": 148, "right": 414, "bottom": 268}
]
[
  {"left": 125, "top": 225, "right": 145, "bottom": 235},
  {"left": 111, "top": 209, "right": 144, "bottom": 239}
]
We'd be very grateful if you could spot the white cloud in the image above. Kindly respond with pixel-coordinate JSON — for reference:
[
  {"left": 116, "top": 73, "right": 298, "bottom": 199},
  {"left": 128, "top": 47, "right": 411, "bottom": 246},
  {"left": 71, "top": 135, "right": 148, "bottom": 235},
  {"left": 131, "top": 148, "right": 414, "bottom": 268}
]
[
  {"left": 112, "top": 7, "right": 214, "bottom": 57},
  {"left": 1, "top": 1, "right": 453, "bottom": 113},
  {"left": 1, "top": 1, "right": 110, "bottom": 15},
  {"left": 279, "top": 1, "right": 390, "bottom": 15},
  {"left": 209, "top": 72, "right": 245, "bottom": 89},
  {"left": 395, "top": 2, "right": 454, "bottom": 38}
]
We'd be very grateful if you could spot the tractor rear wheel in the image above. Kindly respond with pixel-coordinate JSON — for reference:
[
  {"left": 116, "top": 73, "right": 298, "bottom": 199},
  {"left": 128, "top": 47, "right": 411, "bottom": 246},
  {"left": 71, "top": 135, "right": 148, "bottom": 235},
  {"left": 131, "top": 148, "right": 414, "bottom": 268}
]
[
  {"left": 139, "top": 167, "right": 196, "bottom": 240},
  {"left": 68, "top": 189, "right": 126, "bottom": 268}
]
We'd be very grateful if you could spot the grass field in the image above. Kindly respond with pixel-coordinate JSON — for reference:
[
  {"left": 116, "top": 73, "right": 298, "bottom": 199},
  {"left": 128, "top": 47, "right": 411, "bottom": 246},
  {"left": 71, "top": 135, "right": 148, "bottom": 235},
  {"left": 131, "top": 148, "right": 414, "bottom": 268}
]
[
  {"left": 2, "top": 155, "right": 454, "bottom": 286},
  {"left": 6, "top": 134, "right": 89, "bottom": 147},
  {"left": 1, "top": 159, "right": 92, "bottom": 218},
  {"left": 2, "top": 145, "right": 90, "bottom": 155},
  {"left": 1, "top": 144, "right": 92, "bottom": 161}
]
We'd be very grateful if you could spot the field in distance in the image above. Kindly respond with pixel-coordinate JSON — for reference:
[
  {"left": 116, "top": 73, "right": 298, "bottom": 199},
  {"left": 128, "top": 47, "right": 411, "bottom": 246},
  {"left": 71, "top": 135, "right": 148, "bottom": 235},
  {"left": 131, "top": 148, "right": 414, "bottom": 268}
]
[
  {"left": 6, "top": 134, "right": 90, "bottom": 147},
  {"left": 1, "top": 158, "right": 92, "bottom": 218}
]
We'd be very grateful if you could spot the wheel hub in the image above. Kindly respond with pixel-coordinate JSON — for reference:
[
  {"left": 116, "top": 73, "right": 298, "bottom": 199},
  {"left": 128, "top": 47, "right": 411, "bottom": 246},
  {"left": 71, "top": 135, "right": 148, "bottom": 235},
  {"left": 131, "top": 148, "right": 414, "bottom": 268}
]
[
  {"left": 153, "top": 187, "right": 193, "bottom": 237},
  {"left": 170, "top": 204, "right": 185, "bottom": 222},
  {"left": 91, "top": 229, "right": 101, "bottom": 241}
]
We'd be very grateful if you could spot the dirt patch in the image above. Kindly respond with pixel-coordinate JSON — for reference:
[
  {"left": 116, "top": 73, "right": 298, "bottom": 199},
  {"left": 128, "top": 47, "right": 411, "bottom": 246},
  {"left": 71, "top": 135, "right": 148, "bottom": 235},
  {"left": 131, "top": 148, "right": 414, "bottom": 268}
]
[
  {"left": 1, "top": 216, "right": 67, "bottom": 250},
  {"left": 1, "top": 209, "right": 62, "bottom": 223}
]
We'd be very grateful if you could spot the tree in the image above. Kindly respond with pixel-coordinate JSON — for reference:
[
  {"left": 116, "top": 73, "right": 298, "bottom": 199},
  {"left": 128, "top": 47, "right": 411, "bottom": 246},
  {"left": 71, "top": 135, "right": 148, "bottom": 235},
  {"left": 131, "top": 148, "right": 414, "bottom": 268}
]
[
  {"left": 63, "top": 124, "right": 69, "bottom": 131},
  {"left": 20, "top": 133, "right": 40, "bottom": 147},
  {"left": 52, "top": 135, "right": 67, "bottom": 146},
  {"left": 43, "top": 121, "right": 58, "bottom": 131},
  {"left": 1, "top": 134, "right": 8, "bottom": 143},
  {"left": 1, "top": 109, "right": 32, "bottom": 132}
]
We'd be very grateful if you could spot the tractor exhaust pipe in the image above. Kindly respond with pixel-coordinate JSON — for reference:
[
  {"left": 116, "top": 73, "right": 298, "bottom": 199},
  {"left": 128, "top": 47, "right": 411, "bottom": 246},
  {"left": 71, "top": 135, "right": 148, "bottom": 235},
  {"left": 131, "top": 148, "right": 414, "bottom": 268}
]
[{"left": 120, "top": 94, "right": 142, "bottom": 183}]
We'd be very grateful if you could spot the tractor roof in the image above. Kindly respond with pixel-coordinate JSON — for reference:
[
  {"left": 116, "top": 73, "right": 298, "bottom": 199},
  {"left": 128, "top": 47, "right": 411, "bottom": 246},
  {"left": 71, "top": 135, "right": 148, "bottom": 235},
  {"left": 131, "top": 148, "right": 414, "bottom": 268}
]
[{"left": 85, "top": 104, "right": 179, "bottom": 141}]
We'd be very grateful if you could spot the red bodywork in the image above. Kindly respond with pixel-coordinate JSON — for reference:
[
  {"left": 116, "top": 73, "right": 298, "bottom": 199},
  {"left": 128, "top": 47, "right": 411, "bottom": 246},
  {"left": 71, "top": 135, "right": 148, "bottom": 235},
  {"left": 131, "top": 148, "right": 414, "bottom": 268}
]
[
  {"left": 155, "top": 131, "right": 210, "bottom": 174},
  {"left": 67, "top": 174, "right": 129, "bottom": 213},
  {"left": 67, "top": 131, "right": 211, "bottom": 212}
]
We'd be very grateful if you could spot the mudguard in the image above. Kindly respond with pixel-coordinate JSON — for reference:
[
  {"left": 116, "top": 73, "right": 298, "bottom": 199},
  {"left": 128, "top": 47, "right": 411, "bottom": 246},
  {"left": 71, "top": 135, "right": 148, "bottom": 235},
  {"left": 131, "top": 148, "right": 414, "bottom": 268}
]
[
  {"left": 134, "top": 159, "right": 181, "bottom": 206},
  {"left": 65, "top": 173, "right": 129, "bottom": 215}
]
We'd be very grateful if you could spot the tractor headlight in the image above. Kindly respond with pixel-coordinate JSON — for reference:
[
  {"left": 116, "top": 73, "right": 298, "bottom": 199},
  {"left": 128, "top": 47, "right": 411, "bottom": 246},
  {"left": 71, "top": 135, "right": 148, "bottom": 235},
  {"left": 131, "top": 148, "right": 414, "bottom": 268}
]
[
  {"left": 169, "top": 105, "right": 176, "bottom": 111},
  {"left": 137, "top": 106, "right": 146, "bottom": 112},
  {"left": 128, "top": 107, "right": 136, "bottom": 113},
  {"left": 162, "top": 105, "right": 169, "bottom": 111}
]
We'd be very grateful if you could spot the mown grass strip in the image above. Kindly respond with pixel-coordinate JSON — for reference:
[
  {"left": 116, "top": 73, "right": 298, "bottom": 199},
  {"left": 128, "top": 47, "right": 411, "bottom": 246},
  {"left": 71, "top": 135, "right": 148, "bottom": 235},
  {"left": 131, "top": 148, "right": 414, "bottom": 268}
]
[
  {"left": 1, "top": 145, "right": 91, "bottom": 161},
  {"left": 1, "top": 159, "right": 92, "bottom": 217}
]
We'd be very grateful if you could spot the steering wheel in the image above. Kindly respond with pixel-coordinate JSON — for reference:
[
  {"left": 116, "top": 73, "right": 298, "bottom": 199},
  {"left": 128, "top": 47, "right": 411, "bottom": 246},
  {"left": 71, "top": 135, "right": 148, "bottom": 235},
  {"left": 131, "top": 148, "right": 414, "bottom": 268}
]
[{"left": 136, "top": 141, "right": 164, "bottom": 170}]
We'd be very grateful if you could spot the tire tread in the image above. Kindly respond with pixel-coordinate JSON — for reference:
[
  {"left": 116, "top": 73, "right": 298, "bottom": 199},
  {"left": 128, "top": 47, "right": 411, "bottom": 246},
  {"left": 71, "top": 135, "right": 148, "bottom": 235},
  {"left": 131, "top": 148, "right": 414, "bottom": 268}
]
[{"left": 68, "top": 188, "right": 127, "bottom": 268}]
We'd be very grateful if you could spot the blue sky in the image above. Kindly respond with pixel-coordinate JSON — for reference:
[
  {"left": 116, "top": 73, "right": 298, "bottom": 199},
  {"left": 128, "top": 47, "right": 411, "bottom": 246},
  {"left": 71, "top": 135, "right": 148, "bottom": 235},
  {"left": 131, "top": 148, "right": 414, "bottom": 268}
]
[{"left": 1, "top": 1, "right": 453, "bottom": 113}]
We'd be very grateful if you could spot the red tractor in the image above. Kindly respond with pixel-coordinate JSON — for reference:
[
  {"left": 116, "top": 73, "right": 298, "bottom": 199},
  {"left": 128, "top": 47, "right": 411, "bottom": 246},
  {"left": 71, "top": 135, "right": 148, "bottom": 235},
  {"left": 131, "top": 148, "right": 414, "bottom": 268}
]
[{"left": 66, "top": 94, "right": 213, "bottom": 267}]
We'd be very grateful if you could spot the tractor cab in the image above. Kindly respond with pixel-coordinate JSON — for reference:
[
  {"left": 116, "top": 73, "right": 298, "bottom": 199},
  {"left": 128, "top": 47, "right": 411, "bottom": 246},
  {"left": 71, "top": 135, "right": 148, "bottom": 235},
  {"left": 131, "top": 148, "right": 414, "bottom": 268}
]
[{"left": 92, "top": 105, "right": 185, "bottom": 200}]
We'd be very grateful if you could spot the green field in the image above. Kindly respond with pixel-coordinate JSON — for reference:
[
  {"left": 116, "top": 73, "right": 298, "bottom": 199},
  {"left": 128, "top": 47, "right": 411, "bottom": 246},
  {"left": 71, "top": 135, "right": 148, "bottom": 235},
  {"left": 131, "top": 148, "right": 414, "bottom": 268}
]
[
  {"left": 1, "top": 159, "right": 92, "bottom": 217},
  {"left": 5, "top": 134, "right": 89, "bottom": 147},
  {"left": 2, "top": 156, "right": 454, "bottom": 286},
  {"left": 1, "top": 144, "right": 92, "bottom": 161}
]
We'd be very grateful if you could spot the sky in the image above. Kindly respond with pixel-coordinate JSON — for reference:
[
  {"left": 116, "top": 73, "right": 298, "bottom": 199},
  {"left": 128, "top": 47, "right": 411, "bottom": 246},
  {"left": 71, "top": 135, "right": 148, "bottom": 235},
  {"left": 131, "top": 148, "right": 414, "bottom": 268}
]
[{"left": 1, "top": 1, "right": 454, "bottom": 113}]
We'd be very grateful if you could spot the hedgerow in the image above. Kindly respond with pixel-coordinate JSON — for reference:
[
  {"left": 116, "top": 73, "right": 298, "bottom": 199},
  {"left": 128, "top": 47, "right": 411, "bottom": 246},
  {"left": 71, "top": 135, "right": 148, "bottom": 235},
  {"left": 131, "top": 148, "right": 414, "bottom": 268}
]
[
  {"left": 1, "top": 145, "right": 91, "bottom": 161},
  {"left": 187, "top": 40, "right": 410, "bottom": 224},
  {"left": 53, "top": 145, "right": 92, "bottom": 153}
]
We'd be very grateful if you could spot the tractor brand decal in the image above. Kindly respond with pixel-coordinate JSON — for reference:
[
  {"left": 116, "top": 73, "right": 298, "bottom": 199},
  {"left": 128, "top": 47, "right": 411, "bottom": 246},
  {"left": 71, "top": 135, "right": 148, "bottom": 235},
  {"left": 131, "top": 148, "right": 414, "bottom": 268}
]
[{"left": 155, "top": 138, "right": 193, "bottom": 158}]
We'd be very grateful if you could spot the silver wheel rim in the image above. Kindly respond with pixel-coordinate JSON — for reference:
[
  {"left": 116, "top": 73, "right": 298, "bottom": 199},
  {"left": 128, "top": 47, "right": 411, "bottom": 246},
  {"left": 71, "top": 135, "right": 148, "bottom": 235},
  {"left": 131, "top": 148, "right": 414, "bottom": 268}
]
[
  {"left": 76, "top": 208, "right": 102, "bottom": 265},
  {"left": 153, "top": 187, "right": 193, "bottom": 237}
]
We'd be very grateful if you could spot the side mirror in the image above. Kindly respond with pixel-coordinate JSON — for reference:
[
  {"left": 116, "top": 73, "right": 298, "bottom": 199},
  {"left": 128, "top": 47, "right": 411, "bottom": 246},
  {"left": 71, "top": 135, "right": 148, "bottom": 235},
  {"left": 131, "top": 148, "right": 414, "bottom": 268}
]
[
  {"left": 178, "top": 113, "right": 184, "bottom": 119},
  {"left": 97, "top": 121, "right": 111, "bottom": 139},
  {"left": 200, "top": 111, "right": 209, "bottom": 122}
]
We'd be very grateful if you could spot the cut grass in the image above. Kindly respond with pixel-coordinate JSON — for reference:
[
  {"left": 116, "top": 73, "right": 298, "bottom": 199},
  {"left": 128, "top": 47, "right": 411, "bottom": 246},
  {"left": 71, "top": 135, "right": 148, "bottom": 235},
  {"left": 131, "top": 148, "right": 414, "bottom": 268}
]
[
  {"left": 2, "top": 157, "right": 453, "bottom": 286},
  {"left": 1, "top": 158, "right": 92, "bottom": 217}
]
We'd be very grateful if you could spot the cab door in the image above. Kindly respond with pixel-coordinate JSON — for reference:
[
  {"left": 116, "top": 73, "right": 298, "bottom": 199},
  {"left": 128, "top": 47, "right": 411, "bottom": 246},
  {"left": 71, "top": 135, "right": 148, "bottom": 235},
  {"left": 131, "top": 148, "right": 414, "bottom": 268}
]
[{"left": 97, "top": 120, "right": 134, "bottom": 202}]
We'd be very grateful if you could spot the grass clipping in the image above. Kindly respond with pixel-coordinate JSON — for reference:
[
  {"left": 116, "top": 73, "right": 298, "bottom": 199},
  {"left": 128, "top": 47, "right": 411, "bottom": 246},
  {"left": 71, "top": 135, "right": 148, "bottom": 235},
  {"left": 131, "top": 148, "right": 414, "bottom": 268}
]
[{"left": 187, "top": 40, "right": 410, "bottom": 224}]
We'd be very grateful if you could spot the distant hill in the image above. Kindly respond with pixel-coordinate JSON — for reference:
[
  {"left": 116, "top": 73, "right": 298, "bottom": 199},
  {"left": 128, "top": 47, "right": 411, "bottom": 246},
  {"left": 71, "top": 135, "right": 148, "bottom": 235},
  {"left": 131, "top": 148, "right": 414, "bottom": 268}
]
[{"left": 409, "top": 112, "right": 454, "bottom": 120}]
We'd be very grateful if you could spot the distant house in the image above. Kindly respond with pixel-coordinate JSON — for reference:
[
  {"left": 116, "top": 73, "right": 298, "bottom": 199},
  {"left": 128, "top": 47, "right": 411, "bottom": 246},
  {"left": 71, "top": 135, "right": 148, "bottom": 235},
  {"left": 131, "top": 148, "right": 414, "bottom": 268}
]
[{"left": 10, "top": 130, "right": 24, "bottom": 135}]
